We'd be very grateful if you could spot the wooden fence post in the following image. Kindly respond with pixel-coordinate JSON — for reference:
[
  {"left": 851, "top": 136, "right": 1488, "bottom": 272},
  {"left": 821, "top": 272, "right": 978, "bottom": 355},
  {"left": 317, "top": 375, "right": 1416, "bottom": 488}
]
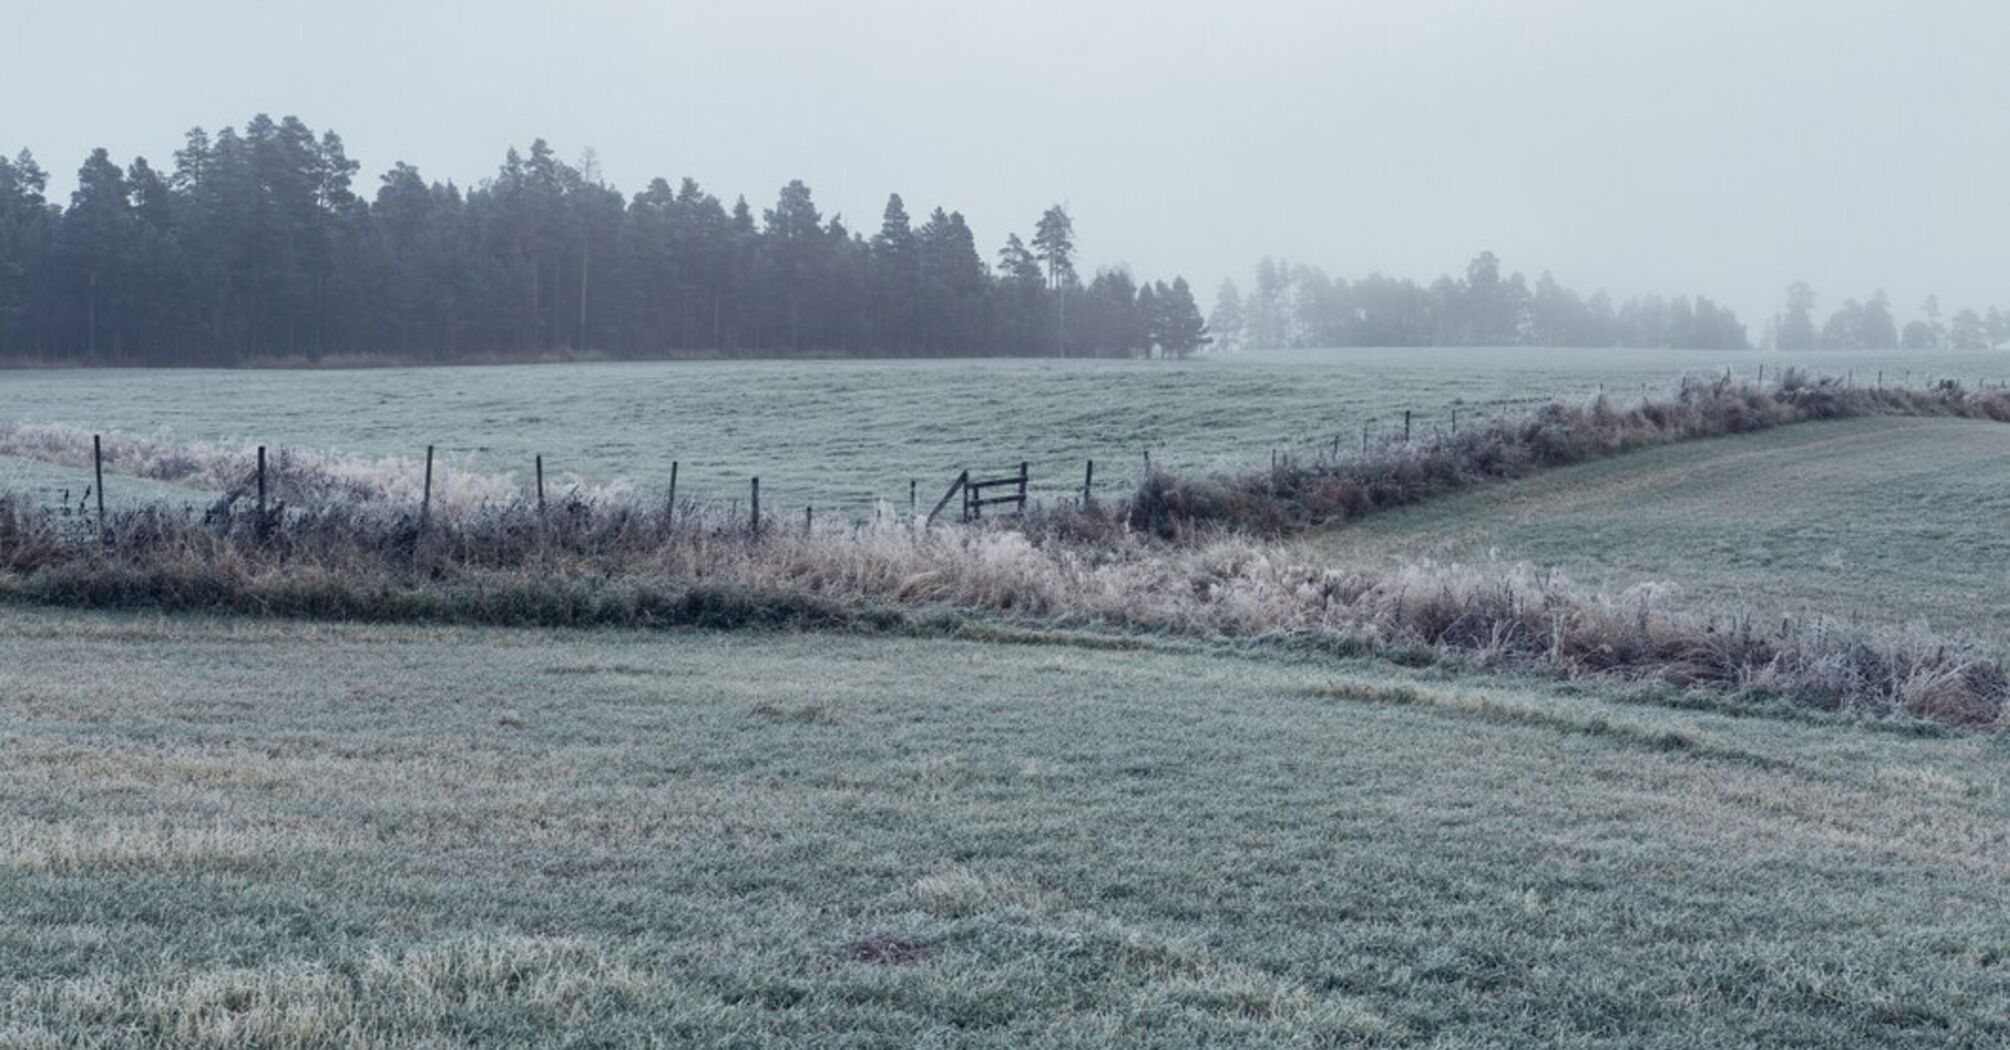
[
  {"left": 535, "top": 454, "right": 545, "bottom": 512},
  {"left": 925, "top": 470, "right": 968, "bottom": 527},
  {"left": 1082, "top": 459, "right": 1094, "bottom": 506},
  {"left": 1404, "top": 410, "right": 1412, "bottom": 443},
  {"left": 256, "top": 445, "right": 267, "bottom": 539},
  {"left": 92, "top": 434, "right": 106, "bottom": 540},
  {"left": 420, "top": 445, "right": 434, "bottom": 530},
  {"left": 749, "top": 477, "right": 760, "bottom": 536},
  {"left": 667, "top": 461, "right": 678, "bottom": 523},
  {"left": 909, "top": 479, "right": 917, "bottom": 520},
  {"left": 804, "top": 505, "right": 813, "bottom": 535}
]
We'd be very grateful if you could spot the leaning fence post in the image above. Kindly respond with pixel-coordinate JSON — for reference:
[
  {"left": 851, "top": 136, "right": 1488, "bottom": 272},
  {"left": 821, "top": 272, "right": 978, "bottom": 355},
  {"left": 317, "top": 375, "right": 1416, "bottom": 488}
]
[
  {"left": 1082, "top": 459, "right": 1094, "bottom": 506},
  {"left": 420, "top": 445, "right": 434, "bottom": 530},
  {"left": 749, "top": 477, "right": 760, "bottom": 537},
  {"left": 667, "top": 461, "right": 678, "bottom": 523},
  {"left": 924, "top": 470, "right": 968, "bottom": 527},
  {"left": 92, "top": 434, "right": 106, "bottom": 541}
]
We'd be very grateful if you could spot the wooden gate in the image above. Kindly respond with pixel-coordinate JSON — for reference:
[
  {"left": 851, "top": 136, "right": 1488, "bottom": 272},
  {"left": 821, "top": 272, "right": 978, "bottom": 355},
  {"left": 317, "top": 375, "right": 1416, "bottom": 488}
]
[{"left": 925, "top": 462, "right": 1029, "bottom": 525}]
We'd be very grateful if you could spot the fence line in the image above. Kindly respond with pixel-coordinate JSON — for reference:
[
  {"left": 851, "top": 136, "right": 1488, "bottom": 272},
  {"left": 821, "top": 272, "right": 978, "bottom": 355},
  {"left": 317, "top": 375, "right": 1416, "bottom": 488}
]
[{"left": 30, "top": 369, "right": 2004, "bottom": 539}]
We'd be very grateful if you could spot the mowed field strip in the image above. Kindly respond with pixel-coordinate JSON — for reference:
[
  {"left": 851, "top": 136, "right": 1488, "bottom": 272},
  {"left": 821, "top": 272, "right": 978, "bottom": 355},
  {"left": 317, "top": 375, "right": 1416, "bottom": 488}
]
[
  {"left": 1322, "top": 416, "right": 2010, "bottom": 645},
  {"left": 1, "top": 608, "right": 2005, "bottom": 1047}
]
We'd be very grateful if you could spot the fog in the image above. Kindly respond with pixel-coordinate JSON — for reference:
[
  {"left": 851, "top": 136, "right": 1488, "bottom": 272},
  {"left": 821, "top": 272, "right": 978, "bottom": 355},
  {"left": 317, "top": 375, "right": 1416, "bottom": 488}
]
[{"left": 9, "top": 0, "right": 2006, "bottom": 329}]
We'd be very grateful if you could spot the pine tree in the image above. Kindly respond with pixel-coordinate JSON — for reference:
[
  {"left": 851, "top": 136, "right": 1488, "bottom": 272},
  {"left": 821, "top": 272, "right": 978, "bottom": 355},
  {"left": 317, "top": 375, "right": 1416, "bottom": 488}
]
[
  {"left": 1032, "top": 205, "right": 1075, "bottom": 356},
  {"left": 1777, "top": 282, "right": 1818, "bottom": 350},
  {"left": 63, "top": 148, "right": 134, "bottom": 357},
  {"left": 1859, "top": 291, "right": 1898, "bottom": 350},
  {"left": 1159, "top": 276, "right": 1210, "bottom": 358},
  {"left": 1134, "top": 281, "right": 1161, "bottom": 357},
  {"left": 996, "top": 234, "right": 1042, "bottom": 287},
  {"left": 870, "top": 193, "right": 920, "bottom": 352},
  {"left": 1207, "top": 278, "right": 1245, "bottom": 352},
  {"left": 994, "top": 234, "right": 1045, "bottom": 355},
  {"left": 0, "top": 150, "right": 54, "bottom": 357},
  {"left": 1032, "top": 206, "right": 1075, "bottom": 289},
  {"left": 918, "top": 208, "right": 987, "bottom": 354}
]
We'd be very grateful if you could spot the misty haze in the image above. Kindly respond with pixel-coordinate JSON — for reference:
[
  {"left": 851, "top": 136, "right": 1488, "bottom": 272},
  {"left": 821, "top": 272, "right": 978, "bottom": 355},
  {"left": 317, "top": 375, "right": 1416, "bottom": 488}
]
[{"left": 2, "top": 2, "right": 2006, "bottom": 1047}]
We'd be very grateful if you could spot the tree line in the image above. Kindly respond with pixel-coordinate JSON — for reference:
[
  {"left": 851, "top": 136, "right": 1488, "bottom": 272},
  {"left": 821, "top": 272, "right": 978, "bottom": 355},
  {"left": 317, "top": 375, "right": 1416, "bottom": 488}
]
[
  {"left": 1208, "top": 254, "right": 2010, "bottom": 354},
  {"left": 1208, "top": 252, "right": 1752, "bottom": 350},
  {"left": 0, "top": 114, "right": 1210, "bottom": 364},
  {"left": 1771, "top": 284, "right": 2009, "bottom": 351}
]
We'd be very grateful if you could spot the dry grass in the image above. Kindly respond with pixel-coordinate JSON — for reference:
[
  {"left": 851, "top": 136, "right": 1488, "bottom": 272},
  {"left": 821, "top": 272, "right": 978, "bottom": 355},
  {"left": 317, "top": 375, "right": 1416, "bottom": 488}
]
[
  {"left": 3, "top": 374, "right": 2007, "bottom": 732},
  {"left": 1, "top": 486, "right": 2004, "bottom": 730},
  {"left": 0, "top": 421, "right": 627, "bottom": 516},
  {"left": 1129, "top": 372, "right": 2010, "bottom": 537}
]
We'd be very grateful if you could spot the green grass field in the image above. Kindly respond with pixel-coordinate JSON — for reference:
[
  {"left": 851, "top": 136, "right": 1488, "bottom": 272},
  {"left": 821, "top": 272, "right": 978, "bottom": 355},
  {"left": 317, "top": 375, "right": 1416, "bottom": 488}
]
[
  {"left": 1320, "top": 416, "right": 2010, "bottom": 646},
  {"left": 6, "top": 348, "right": 2006, "bottom": 513},
  {"left": 2, "top": 608, "right": 2005, "bottom": 1047}
]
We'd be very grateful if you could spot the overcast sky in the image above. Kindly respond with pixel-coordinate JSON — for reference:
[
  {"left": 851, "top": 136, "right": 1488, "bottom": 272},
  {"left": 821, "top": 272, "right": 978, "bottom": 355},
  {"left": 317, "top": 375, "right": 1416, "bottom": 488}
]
[{"left": 9, "top": 0, "right": 2006, "bottom": 330}]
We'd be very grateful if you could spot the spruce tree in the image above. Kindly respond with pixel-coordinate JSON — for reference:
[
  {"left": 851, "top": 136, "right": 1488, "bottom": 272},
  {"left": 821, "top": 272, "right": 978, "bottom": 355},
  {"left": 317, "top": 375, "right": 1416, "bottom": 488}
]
[{"left": 1159, "top": 276, "right": 1210, "bottom": 358}]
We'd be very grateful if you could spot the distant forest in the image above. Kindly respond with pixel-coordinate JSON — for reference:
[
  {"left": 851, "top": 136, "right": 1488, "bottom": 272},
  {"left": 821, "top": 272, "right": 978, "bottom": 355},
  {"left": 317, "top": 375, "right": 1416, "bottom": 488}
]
[
  {"left": 3, "top": 114, "right": 2002, "bottom": 365},
  {"left": 1211, "top": 258, "right": 2010, "bottom": 353},
  {"left": 1209, "top": 254, "right": 1750, "bottom": 350},
  {"left": 0, "top": 113, "right": 1207, "bottom": 364},
  {"left": 1768, "top": 283, "right": 2009, "bottom": 352}
]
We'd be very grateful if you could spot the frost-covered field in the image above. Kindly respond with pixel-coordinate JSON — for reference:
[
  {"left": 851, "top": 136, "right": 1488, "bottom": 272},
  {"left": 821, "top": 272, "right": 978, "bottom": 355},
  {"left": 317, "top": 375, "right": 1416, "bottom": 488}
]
[
  {"left": 2, "top": 608, "right": 2003, "bottom": 1047},
  {"left": 2, "top": 348, "right": 2005, "bottom": 516}
]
